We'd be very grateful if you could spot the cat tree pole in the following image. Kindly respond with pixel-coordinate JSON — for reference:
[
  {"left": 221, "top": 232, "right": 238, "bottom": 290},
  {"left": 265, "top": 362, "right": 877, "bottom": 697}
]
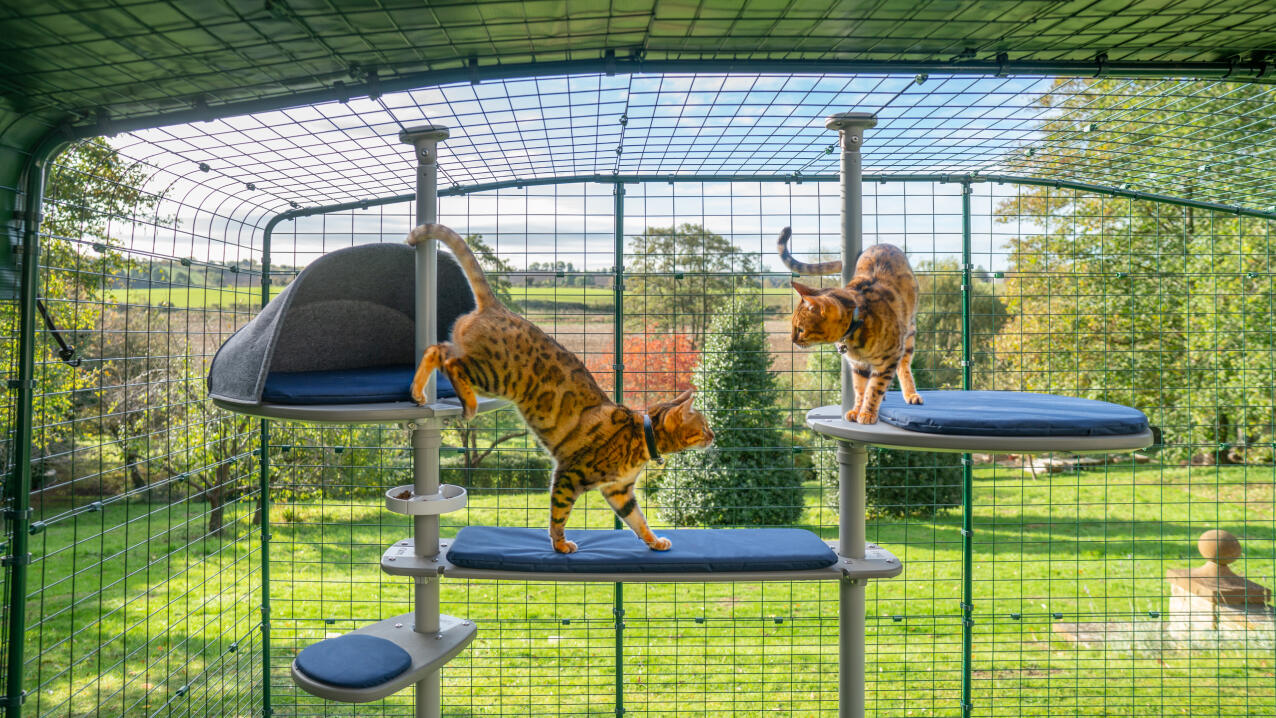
[
  {"left": 828, "top": 111, "right": 877, "bottom": 718},
  {"left": 401, "top": 124, "right": 449, "bottom": 718}
]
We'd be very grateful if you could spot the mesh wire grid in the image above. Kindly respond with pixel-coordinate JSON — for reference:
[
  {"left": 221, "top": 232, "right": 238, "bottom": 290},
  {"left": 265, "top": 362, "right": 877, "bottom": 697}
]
[{"left": 1, "top": 70, "right": 1274, "bottom": 717}]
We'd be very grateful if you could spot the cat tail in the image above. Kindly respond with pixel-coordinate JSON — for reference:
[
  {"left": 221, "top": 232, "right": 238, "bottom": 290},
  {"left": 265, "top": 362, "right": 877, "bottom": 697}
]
[
  {"left": 407, "top": 223, "right": 500, "bottom": 310},
  {"left": 776, "top": 226, "right": 843, "bottom": 276}
]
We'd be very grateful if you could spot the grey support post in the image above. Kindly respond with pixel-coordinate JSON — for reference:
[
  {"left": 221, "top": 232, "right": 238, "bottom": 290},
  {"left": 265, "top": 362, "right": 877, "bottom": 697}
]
[
  {"left": 826, "top": 112, "right": 877, "bottom": 718},
  {"left": 399, "top": 124, "right": 449, "bottom": 718}
]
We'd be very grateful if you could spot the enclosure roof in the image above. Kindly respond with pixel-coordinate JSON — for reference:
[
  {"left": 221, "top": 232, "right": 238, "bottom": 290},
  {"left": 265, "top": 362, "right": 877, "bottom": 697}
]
[{"left": 2, "top": 0, "right": 1274, "bottom": 132}]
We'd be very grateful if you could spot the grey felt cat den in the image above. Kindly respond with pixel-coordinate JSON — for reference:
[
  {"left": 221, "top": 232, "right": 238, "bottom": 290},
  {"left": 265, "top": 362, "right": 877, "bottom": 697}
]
[{"left": 207, "top": 242, "right": 474, "bottom": 406}]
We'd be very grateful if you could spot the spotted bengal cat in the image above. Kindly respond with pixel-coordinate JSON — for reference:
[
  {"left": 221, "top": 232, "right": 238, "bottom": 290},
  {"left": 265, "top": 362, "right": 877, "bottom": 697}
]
[
  {"left": 408, "top": 224, "right": 715, "bottom": 553},
  {"left": 778, "top": 227, "right": 923, "bottom": 424}
]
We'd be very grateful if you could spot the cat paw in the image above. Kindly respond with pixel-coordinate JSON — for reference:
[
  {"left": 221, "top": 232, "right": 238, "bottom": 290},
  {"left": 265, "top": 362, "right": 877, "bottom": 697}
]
[
  {"left": 649, "top": 536, "right": 672, "bottom": 551},
  {"left": 905, "top": 393, "right": 924, "bottom": 405},
  {"left": 461, "top": 401, "right": 477, "bottom": 420},
  {"left": 844, "top": 408, "right": 864, "bottom": 423},
  {"left": 553, "top": 539, "right": 578, "bottom": 554},
  {"left": 856, "top": 410, "right": 879, "bottom": 424},
  {"left": 410, "top": 382, "right": 427, "bottom": 405}
]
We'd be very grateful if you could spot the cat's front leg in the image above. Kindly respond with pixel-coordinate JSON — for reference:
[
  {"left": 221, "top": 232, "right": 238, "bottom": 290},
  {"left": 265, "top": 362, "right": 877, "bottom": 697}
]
[
  {"left": 844, "top": 359, "right": 871, "bottom": 423},
  {"left": 854, "top": 366, "right": 897, "bottom": 424},
  {"left": 600, "top": 478, "right": 670, "bottom": 551},
  {"left": 896, "top": 335, "right": 924, "bottom": 405},
  {"left": 548, "top": 468, "right": 585, "bottom": 553}
]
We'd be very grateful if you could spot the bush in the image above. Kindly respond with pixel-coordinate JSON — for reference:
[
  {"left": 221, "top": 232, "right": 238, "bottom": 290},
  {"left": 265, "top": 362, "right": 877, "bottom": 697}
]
[
  {"left": 804, "top": 344, "right": 962, "bottom": 518},
  {"left": 654, "top": 295, "right": 807, "bottom": 526},
  {"left": 442, "top": 449, "right": 553, "bottom": 491}
]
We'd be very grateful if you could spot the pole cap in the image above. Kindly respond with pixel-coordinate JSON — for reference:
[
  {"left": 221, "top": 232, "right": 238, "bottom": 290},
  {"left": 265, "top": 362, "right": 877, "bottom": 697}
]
[
  {"left": 826, "top": 112, "right": 878, "bottom": 132},
  {"left": 399, "top": 125, "right": 450, "bottom": 146}
]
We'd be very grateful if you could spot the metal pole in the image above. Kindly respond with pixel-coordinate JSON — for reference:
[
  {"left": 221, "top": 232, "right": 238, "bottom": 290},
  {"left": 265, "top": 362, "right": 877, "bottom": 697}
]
[
  {"left": 826, "top": 111, "right": 877, "bottom": 718},
  {"left": 259, "top": 222, "right": 274, "bottom": 716},
  {"left": 4, "top": 134, "right": 66, "bottom": 718},
  {"left": 399, "top": 124, "right": 449, "bottom": 718},
  {"left": 611, "top": 182, "right": 626, "bottom": 718},
  {"left": 959, "top": 180, "right": 974, "bottom": 718}
]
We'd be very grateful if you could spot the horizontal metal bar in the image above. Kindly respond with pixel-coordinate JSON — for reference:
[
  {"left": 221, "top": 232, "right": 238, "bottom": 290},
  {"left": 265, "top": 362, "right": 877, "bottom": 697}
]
[
  {"left": 66, "top": 56, "right": 1274, "bottom": 140},
  {"left": 265, "top": 172, "right": 1276, "bottom": 229}
]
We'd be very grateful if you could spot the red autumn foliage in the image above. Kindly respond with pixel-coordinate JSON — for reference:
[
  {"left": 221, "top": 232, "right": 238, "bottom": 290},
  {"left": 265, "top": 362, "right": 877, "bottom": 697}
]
[{"left": 586, "top": 328, "right": 699, "bottom": 407}]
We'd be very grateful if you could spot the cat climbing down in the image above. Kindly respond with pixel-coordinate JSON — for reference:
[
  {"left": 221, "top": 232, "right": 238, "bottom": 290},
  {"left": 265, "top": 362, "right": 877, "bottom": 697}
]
[
  {"left": 407, "top": 223, "right": 715, "bottom": 553},
  {"left": 778, "top": 226, "right": 923, "bottom": 424}
]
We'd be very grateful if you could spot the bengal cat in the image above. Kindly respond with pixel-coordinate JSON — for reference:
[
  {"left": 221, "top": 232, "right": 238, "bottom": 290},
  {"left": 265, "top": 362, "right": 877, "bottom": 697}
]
[
  {"left": 778, "top": 227, "right": 923, "bottom": 424},
  {"left": 408, "top": 224, "right": 715, "bottom": 553}
]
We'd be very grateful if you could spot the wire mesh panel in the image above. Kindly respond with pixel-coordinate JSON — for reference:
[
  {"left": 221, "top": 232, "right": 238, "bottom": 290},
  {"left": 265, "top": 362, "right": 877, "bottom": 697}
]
[
  {"left": 5, "top": 70, "right": 1276, "bottom": 718},
  {"left": 2, "top": 140, "right": 269, "bottom": 716}
]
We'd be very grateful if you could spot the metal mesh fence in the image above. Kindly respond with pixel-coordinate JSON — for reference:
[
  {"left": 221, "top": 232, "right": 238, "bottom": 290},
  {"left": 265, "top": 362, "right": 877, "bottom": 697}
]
[{"left": 4, "top": 78, "right": 1276, "bottom": 717}]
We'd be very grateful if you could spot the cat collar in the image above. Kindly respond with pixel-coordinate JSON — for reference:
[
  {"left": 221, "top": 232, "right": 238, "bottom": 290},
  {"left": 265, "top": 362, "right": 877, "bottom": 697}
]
[{"left": 642, "top": 414, "right": 663, "bottom": 465}]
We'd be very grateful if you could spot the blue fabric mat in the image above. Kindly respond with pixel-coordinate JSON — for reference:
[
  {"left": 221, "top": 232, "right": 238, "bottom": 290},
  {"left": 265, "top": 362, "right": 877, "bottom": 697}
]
[
  {"left": 876, "top": 391, "right": 1149, "bottom": 437},
  {"left": 446, "top": 526, "right": 839, "bottom": 573},
  {"left": 294, "top": 634, "right": 412, "bottom": 688},
  {"left": 261, "top": 365, "right": 454, "bottom": 404}
]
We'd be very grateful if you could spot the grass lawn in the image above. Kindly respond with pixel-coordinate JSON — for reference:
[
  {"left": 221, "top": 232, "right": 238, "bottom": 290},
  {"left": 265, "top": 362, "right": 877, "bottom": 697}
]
[{"left": 26, "top": 463, "right": 1276, "bottom": 716}]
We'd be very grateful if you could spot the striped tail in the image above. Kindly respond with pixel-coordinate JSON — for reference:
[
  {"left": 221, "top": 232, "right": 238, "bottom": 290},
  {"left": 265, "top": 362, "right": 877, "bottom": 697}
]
[
  {"left": 407, "top": 223, "right": 499, "bottom": 310},
  {"left": 776, "top": 227, "right": 842, "bottom": 276}
]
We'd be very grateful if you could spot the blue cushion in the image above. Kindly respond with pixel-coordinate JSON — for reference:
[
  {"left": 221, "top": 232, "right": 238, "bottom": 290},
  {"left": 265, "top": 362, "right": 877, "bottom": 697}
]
[
  {"left": 261, "top": 366, "right": 455, "bottom": 404},
  {"left": 294, "top": 634, "right": 412, "bottom": 688},
  {"left": 446, "top": 526, "right": 838, "bottom": 573},
  {"left": 876, "top": 391, "right": 1149, "bottom": 437}
]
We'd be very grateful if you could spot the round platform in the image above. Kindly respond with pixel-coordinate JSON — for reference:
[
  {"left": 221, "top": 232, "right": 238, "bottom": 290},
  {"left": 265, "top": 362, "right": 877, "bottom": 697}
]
[{"left": 806, "top": 394, "right": 1154, "bottom": 454}]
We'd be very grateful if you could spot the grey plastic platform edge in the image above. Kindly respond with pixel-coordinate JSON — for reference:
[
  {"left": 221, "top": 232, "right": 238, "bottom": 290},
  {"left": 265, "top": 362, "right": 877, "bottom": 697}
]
[
  {"left": 212, "top": 396, "right": 507, "bottom": 424},
  {"left": 289, "top": 612, "right": 476, "bottom": 703},
  {"left": 381, "top": 537, "right": 903, "bottom": 582},
  {"left": 806, "top": 405, "right": 1154, "bottom": 454}
]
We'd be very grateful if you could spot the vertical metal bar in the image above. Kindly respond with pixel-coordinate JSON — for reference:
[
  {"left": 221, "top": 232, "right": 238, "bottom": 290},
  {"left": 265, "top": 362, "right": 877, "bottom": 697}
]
[
  {"left": 258, "top": 222, "right": 274, "bottom": 717},
  {"left": 611, "top": 181, "right": 626, "bottom": 718},
  {"left": 825, "top": 112, "right": 876, "bottom": 718},
  {"left": 5, "top": 135, "right": 66, "bottom": 718},
  {"left": 959, "top": 180, "right": 974, "bottom": 718},
  {"left": 399, "top": 124, "right": 449, "bottom": 718}
]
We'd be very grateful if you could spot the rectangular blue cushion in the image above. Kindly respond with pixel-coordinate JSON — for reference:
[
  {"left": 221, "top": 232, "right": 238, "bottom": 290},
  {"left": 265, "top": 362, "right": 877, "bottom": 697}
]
[
  {"left": 261, "top": 365, "right": 455, "bottom": 405},
  {"left": 877, "top": 391, "right": 1149, "bottom": 437},
  {"left": 446, "top": 526, "right": 838, "bottom": 573}
]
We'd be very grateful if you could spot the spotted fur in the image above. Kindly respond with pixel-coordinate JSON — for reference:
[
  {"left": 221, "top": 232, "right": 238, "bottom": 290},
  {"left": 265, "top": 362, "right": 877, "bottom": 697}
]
[
  {"left": 780, "top": 227, "right": 923, "bottom": 424},
  {"left": 408, "top": 224, "right": 715, "bottom": 553}
]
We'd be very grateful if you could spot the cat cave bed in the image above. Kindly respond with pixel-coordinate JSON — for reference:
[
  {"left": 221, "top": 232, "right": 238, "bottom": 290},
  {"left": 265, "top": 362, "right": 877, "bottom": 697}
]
[
  {"left": 207, "top": 242, "right": 503, "bottom": 422},
  {"left": 807, "top": 391, "right": 1154, "bottom": 453}
]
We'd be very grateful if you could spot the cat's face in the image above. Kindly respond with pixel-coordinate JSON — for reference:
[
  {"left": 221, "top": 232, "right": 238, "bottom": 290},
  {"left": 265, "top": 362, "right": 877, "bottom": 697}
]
[
  {"left": 789, "top": 281, "right": 858, "bottom": 347},
  {"left": 654, "top": 389, "right": 715, "bottom": 452}
]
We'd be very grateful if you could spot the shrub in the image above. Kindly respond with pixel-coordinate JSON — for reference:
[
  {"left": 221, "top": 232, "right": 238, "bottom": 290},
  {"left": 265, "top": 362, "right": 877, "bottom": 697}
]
[
  {"left": 804, "top": 345, "right": 962, "bottom": 518},
  {"left": 653, "top": 295, "right": 806, "bottom": 526},
  {"left": 587, "top": 327, "right": 698, "bottom": 407}
]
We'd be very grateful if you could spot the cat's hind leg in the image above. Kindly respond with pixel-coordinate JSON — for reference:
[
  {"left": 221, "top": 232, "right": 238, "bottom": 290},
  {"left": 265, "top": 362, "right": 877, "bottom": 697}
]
[
  {"left": 410, "top": 344, "right": 446, "bottom": 405},
  {"left": 411, "top": 343, "right": 479, "bottom": 418},
  {"left": 600, "top": 478, "right": 670, "bottom": 551},
  {"left": 549, "top": 468, "right": 586, "bottom": 553},
  {"left": 896, "top": 330, "right": 924, "bottom": 405}
]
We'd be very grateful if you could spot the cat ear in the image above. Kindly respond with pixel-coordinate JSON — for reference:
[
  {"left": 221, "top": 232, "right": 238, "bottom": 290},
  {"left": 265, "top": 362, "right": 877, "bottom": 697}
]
[
  {"left": 672, "top": 388, "right": 694, "bottom": 406},
  {"left": 792, "top": 281, "right": 817, "bottom": 305}
]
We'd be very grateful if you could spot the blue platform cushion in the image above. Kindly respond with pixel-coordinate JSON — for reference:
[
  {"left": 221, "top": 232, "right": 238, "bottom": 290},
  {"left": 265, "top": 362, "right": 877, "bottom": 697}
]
[
  {"left": 446, "top": 526, "right": 838, "bottom": 573},
  {"left": 876, "top": 391, "right": 1149, "bottom": 437},
  {"left": 261, "top": 365, "right": 454, "bottom": 405},
  {"left": 294, "top": 634, "right": 412, "bottom": 688}
]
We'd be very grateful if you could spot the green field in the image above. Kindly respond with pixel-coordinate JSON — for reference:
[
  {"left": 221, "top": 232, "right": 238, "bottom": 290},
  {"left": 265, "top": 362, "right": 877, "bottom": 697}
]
[
  {"left": 106, "top": 284, "right": 798, "bottom": 313},
  {"left": 29, "top": 463, "right": 1276, "bottom": 716}
]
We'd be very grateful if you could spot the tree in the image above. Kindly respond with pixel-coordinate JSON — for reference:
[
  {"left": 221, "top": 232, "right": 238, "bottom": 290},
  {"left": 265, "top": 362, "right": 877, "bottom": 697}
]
[
  {"left": 1, "top": 138, "right": 164, "bottom": 472},
  {"left": 625, "top": 224, "right": 759, "bottom": 341},
  {"left": 654, "top": 294, "right": 805, "bottom": 526},
  {"left": 994, "top": 78, "right": 1276, "bottom": 462},
  {"left": 463, "top": 233, "right": 516, "bottom": 308},
  {"left": 804, "top": 346, "right": 962, "bottom": 518},
  {"left": 912, "top": 259, "right": 1011, "bottom": 390},
  {"left": 585, "top": 328, "right": 699, "bottom": 407}
]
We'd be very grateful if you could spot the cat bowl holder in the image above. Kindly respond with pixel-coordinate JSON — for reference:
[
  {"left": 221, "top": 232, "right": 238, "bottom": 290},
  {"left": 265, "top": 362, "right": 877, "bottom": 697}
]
[{"left": 385, "top": 484, "right": 468, "bottom": 516}]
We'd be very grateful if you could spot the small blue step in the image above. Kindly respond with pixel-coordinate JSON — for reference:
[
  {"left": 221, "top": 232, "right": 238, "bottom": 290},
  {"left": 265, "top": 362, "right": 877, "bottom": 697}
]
[{"left": 294, "top": 634, "right": 411, "bottom": 689}]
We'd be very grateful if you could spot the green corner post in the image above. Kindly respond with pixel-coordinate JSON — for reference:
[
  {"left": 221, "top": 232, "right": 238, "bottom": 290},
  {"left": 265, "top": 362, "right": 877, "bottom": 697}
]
[
  {"left": 611, "top": 180, "right": 626, "bottom": 718},
  {"left": 826, "top": 111, "right": 876, "bottom": 718},
  {"left": 399, "top": 124, "right": 450, "bottom": 718},
  {"left": 959, "top": 178, "right": 974, "bottom": 718}
]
